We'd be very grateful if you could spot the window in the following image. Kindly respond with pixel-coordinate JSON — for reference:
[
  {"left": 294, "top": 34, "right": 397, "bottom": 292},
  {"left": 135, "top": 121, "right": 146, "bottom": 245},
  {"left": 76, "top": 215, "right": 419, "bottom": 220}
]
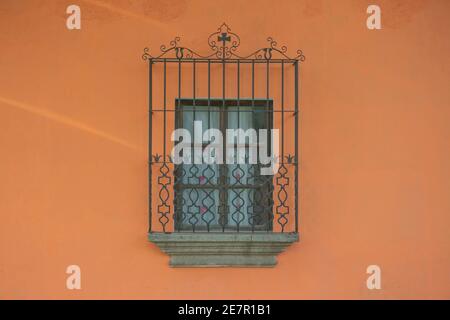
[
  {"left": 174, "top": 99, "right": 273, "bottom": 232},
  {"left": 144, "top": 23, "right": 303, "bottom": 267}
]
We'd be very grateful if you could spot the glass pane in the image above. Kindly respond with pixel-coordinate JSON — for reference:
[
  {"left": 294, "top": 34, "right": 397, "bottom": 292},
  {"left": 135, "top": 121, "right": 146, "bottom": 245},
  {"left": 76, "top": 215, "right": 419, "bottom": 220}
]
[
  {"left": 227, "top": 106, "right": 268, "bottom": 131},
  {"left": 180, "top": 106, "right": 220, "bottom": 185},
  {"left": 182, "top": 106, "right": 219, "bottom": 134},
  {"left": 226, "top": 105, "right": 271, "bottom": 230}
]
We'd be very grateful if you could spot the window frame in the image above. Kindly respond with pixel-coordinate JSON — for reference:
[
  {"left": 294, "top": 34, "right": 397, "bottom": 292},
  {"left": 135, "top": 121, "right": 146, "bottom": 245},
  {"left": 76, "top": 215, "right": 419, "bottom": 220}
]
[{"left": 174, "top": 98, "right": 274, "bottom": 232}]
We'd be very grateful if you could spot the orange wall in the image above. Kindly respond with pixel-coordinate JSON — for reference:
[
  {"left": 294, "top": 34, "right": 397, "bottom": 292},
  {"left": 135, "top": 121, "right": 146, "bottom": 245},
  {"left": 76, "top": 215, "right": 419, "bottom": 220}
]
[{"left": 1, "top": 0, "right": 449, "bottom": 299}]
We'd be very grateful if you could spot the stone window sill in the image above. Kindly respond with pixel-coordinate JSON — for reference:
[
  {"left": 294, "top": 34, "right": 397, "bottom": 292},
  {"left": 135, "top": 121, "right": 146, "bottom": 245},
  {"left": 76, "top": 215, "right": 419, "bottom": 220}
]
[{"left": 148, "top": 232, "right": 299, "bottom": 267}]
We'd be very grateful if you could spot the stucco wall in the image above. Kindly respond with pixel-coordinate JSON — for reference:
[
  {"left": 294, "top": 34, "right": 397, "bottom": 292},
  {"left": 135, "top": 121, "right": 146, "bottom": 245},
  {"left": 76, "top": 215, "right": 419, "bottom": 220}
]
[{"left": 0, "top": 0, "right": 449, "bottom": 299}]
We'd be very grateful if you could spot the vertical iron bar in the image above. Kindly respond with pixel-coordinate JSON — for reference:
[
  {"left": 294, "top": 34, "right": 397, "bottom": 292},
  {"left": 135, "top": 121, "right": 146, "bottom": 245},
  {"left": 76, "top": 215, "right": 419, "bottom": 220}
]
[
  {"left": 193, "top": 60, "right": 196, "bottom": 103},
  {"left": 266, "top": 59, "right": 271, "bottom": 232},
  {"left": 222, "top": 57, "right": 226, "bottom": 121},
  {"left": 251, "top": 59, "right": 255, "bottom": 177},
  {"left": 163, "top": 60, "right": 168, "bottom": 232},
  {"left": 178, "top": 59, "right": 182, "bottom": 133},
  {"left": 294, "top": 61, "right": 299, "bottom": 234},
  {"left": 251, "top": 60, "right": 255, "bottom": 108},
  {"left": 208, "top": 60, "right": 211, "bottom": 130},
  {"left": 251, "top": 60, "right": 256, "bottom": 231},
  {"left": 222, "top": 49, "right": 227, "bottom": 232},
  {"left": 266, "top": 59, "right": 270, "bottom": 132},
  {"left": 177, "top": 60, "right": 182, "bottom": 232},
  {"left": 163, "top": 59, "right": 167, "bottom": 159},
  {"left": 281, "top": 60, "right": 284, "bottom": 160},
  {"left": 236, "top": 60, "right": 241, "bottom": 233},
  {"left": 192, "top": 60, "right": 196, "bottom": 165},
  {"left": 237, "top": 60, "right": 240, "bottom": 128},
  {"left": 148, "top": 59, "right": 153, "bottom": 233},
  {"left": 192, "top": 62, "right": 197, "bottom": 233},
  {"left": 207, "top": 61, "right": 212, "bottom": 231},
  {"left": 266, "top": 60, "right": 270, "bottom": 103}
]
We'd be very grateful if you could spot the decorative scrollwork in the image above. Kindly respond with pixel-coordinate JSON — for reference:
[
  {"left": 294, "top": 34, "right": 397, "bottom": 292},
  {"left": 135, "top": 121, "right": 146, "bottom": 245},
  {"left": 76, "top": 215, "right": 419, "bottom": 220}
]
[
  {"left": 207, "top": 23, "right": 241, "bottom": 59},
  {"left": 142, "top": 23, "right": 305, "bottom": 61},
  {"left": 142, "top": 36, "right": 209, "bottom": 61},
  {"left": 284, "top": 154, "right": 296, "bottom": 164},
  {"left": 151, "top": 154, "right": 173, "bottom": 163},
  {"left": 276, "top": 164, "right": 290, "bottom": 232},
  {"left": 157, "top": 163, "right": 171, "bottom": 232}
]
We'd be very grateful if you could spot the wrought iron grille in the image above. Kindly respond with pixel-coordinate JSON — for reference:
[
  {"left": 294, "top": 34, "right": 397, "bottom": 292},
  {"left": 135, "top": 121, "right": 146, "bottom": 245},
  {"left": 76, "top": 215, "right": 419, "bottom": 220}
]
[{"left": 143, "top": 23, "right": 304, "bottom": 234}]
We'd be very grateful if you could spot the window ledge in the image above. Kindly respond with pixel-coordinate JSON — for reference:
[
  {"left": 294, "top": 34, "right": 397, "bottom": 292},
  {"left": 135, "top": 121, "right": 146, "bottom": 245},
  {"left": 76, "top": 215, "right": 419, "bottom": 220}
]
[{"left": 148, "top": 232, "right": 299, "bottom": 267}]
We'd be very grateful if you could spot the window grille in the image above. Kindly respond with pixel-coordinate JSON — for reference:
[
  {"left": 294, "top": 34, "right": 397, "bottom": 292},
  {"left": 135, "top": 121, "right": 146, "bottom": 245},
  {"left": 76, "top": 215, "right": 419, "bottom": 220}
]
[{"left": 143, "top": 23, "right": 304, "bottom": 235}]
